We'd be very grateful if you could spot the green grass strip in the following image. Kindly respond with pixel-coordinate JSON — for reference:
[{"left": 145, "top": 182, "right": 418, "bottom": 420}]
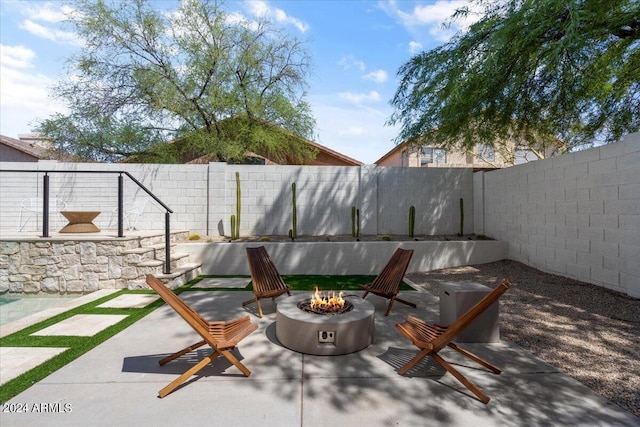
[{"left": 181, "top": 275, "right": 414, "bottom": 291}]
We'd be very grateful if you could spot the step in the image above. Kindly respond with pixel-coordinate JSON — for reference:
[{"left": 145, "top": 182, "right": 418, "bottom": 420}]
[
  {"left": 141, "top": 263, "right": 202, "bottom": 290},
  {"left": 135, "top": 252, "right": 190, "bottom": 269}
]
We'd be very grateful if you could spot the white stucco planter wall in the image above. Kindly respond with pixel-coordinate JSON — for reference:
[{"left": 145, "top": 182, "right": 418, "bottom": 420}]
[{"left": 177, "top": 240, "right": 508, "bottom": 276}]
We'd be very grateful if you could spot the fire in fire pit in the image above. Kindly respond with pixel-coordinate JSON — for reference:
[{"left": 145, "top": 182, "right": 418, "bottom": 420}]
[{"left": 298, "top": 287, "right": 354, "bottom": 315}]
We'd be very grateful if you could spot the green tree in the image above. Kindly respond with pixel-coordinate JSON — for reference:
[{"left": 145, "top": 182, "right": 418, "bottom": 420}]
[
  {"left": 37, "top": 0, "right": 316, "bottom": 162},
  {"left": 388, "top": 0, "right": 640, "bottom": 157}
]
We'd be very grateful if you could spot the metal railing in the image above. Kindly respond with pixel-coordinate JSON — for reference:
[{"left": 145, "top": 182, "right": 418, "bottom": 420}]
[{"left": 0, "top": 169, "right": 174, "bottom": 274}]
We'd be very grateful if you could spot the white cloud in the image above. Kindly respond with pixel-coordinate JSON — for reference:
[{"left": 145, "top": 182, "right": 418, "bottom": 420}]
[
  {"left": 338, "top": 54, "right": 366, "bottom": 71},
  {"left": 0, "top": 44, "right": 36, "bottom": 69},
  {"left": 23, "top": 3, "right": 74, "bottom": 23},
  {"left": 339, "top": 91, "right": 381, "bottom": 104},
  {"left": 0, "top": 46, "right": 66, "bottom": 137},
  {"left": 19, "top": 20, "right": 80, "bottom": 46},
  {"left": 245, "top": 0, "right": 309, "bottom": 33},
  {"left": 380, "top": 0, "right": 479, "bottom": 42},
  {"left": 362, "top": 69, "right": 388, "bottom": 83},
  {"left": 408, "top": 40, "right": 423, "bottom": 54}
]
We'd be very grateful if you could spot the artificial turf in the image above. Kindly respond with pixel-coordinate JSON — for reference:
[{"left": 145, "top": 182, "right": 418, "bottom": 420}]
[
  {"left": 183, "top": 274, "right": 414, "bottom": 291},
  {"left": 0, "top": 274, "right": 414, "bottom": 403}
]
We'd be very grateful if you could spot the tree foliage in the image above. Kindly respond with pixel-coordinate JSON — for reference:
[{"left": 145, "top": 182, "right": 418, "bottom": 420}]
[
  {"left": 37, "top": 0, "right": 316, "bottom": 162},
  {"left": 388, "top": 0, "right": 640, "bottom": 156}
]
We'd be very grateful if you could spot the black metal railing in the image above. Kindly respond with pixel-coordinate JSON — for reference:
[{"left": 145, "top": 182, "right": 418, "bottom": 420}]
[{"left": 0, "top": 169, "right": 174, "bottom": 274}]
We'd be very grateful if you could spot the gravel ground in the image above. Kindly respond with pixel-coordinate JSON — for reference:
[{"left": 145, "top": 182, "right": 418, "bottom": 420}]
[{"left": 406, "top": 260, "right": 640, "bottom": 417}]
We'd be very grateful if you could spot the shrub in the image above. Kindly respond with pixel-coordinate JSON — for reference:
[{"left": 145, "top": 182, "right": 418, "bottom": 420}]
[{"left": 188, "top": 234, "right": 201, "bottom": 240}]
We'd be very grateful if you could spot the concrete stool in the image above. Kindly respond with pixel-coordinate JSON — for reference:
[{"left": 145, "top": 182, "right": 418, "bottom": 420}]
[{"left": 439, "top": 282, "right": 500, "bottom": 343}]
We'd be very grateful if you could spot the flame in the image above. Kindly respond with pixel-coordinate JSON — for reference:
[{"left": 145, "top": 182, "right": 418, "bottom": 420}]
[{"left": 309, "top": 286, "right": 345, "bottom": 313}]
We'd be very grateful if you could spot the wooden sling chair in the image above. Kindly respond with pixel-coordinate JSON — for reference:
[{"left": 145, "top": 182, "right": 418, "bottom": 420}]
[
  {"left": 243, "top": 246, "right": 292, "bottom": 318},
  {"left": 360, "top": 248, "right": 416, "bottom": 316},
  {"left": 145, "top": 274, "right": 258, "bottom": 398},
  {"left": 395, "top": 279, "right": 512, "bottom": 404}
]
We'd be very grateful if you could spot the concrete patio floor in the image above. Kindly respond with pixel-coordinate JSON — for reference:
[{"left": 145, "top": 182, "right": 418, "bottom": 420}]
[{"left": 1, "top": 290, "right": 636, "bottom": 427}]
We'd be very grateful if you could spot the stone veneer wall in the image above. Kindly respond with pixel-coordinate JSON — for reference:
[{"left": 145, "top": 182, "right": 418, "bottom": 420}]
[
  {"left": 0, "top": 239, "right": 136, "bottom": 293},
  {"left": 0, "top": 232, "right": 188, "bottom": 294}
]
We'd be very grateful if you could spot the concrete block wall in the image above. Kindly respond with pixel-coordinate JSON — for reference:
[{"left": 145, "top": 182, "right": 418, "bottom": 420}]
[
  {"left": 0, "top": 162, "right": 209, "bottom": 234},
  {"left": 1, "top": 162, "right": 472, "bottom": 238},
  {"left": 477, "top": 132, "right": 640, "bottom": 298},
  {"left": 216, "top": 164, "right": 361, "bottom": 236},
  {"left": 374, "top": 167, "right": 474, "bottom": 236}
]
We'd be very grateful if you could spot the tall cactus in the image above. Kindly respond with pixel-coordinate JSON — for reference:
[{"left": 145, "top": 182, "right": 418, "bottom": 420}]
[
  {"left": 409, "top": 205, "right": 415, "bottom": 238},
  {"left": 351, "top": 206, "right": 356, "bottom": 237},
  {"left": 230, "top": 215, "right": 237, "bottom": 240},
  {"left": 459, "top": 198, "right": 464, "bottom": 236},
  {"left": 291, "top": 182, "right": 297, "bottom": 239},
  {"left": 356, "top": 208, "right": 360, "bottom": 239},
  {"left": 234, "top": 172, "right": 241, "bottom": 239}
]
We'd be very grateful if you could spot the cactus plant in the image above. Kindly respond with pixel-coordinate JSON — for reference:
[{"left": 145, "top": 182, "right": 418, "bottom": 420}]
[
  {"left": 356, "top": 208, "right": 360, "bottom": 239},
  {"left": 230, "top": 215, "right": 237, "bottom": 240},
  {"left": 408, "top": 205, "right": 415, "bottom": 238},
  {"left": 234, "top": 172, "right": 241, "bottom": 239},
  {"left": 351, "top": 206, "right": 356, "bottom": 237},
  {"left": 459, "top": 198, "right": 464, "bottom": 236},
  {"left": 291, "top": 182, "right": 297, "bottom": 239}
]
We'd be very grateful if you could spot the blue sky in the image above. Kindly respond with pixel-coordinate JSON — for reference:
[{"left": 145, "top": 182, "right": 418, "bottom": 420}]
[{"left": 0, "top": 0, "right": 476, "bottom": 164}]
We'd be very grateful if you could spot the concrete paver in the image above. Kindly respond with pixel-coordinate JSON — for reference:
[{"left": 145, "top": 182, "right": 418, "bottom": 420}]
[
  {"left": 0, "top": 347, "right": 68, "bottom": 386},
  {"left": 31, "top": 314, "right": 128, "bottom": 337}
]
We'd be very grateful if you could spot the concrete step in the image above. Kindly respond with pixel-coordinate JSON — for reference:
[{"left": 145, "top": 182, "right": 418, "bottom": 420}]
[
  {"left": 135, "top": 251, "right": 190, "bottom": 269},
  {"left": 129, "top": 262, "right": 202, "bottom": 290}
]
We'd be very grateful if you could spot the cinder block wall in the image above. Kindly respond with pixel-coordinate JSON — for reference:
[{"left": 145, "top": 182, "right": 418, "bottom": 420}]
[
  {"left": 0, "top": 162, "right": 209, "bottom": 233},
  {"left": 0, "top": 162, "right": 473, "bottom": 238},
  {"left": 476, "top": 132, "right": 640, "bottom": 298}
]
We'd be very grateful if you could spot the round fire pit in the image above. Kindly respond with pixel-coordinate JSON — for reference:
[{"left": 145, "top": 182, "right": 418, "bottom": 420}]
[{"left": 276, "top": 294, "right": 375, "bottom": 355}]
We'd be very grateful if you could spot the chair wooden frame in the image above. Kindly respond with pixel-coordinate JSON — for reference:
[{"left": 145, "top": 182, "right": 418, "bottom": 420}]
[
  {"left": 361, "top": 248, "right": 416, "bottom": 316},
  {"left": 243, "top": 246, "right": 292, "bottom": 318},
  {"left": 395, "top": 279, "right": 512, "bottom": 404},
  {"left": 146, "top": 274, "right": 258, "bottom": 398}
]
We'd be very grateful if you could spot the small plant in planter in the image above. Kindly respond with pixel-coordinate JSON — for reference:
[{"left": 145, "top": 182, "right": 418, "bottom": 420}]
[
  {"left": 189, "top": 234, "right": 201, "bottom": 240},
  {"left": 381, "top": 235, "right": 391, "bottom": 241},
  {"left": 260, "top": 236, "right": 270, "bottom": 242}
]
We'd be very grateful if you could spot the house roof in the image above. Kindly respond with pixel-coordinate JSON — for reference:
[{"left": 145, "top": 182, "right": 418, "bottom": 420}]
[
  {"left": 374, "top": 141, "right": 407, "bottom": 165},
  {"left": 136, "top": 115, "right": 363, "bottom": 166},
  {"left": 301, "top": 140, "right": 362, "bottom": 166},
  {"left": 0, "top": 134, "right": 50, "bottom": 159}
]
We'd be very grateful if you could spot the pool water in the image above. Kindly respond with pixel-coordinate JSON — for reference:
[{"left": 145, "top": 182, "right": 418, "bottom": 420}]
[{"left": 0, "top": 295, "right": 78, "bottom": 326}]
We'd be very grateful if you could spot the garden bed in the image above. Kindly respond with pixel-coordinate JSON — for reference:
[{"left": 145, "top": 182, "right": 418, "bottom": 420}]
[{"left": 180, "top": 233, "right": 493, "bottom": 243}]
